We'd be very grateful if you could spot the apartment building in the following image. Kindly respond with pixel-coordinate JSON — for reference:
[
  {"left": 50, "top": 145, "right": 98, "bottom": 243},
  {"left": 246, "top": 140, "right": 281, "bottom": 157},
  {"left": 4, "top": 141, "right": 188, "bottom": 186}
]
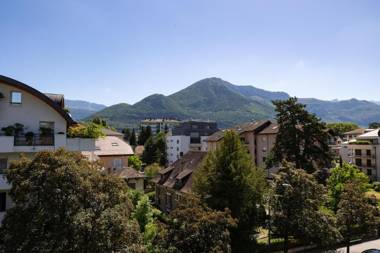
[
  {"left": 166, "top": 120, "right": 218, "bottom": 164},
  {"left": 207, "top": 120, "right": 272, "bottom": 167},
  {"left": 340, "top": 129, "right": 380, "bottom": 181},
  {"left": 140, "top": 118, "right": 180, "bottom": 135},
  {"left": 343, "top": 128, "right": 374, "bottom": 142},
  {"left": 0, "top": 75, "right": 96, "bottom": 222}
]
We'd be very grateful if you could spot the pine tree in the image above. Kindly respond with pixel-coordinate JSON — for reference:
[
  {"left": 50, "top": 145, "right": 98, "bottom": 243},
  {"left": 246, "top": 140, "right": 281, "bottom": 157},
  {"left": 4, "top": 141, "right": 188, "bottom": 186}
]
[{"left": 129, "top": 128, "right": 137, "bottom": 146}]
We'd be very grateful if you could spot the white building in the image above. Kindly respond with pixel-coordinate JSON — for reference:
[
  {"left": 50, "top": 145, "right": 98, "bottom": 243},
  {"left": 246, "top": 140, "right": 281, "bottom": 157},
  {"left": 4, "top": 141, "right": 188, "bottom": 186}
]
[
  {"left": 166, "top": 120, "right": 218, "bottom": 165},
  {"left": 0, "top": 75, "right": 96, "bottom": 222},
  {"left": 340, "top": 128, "right": 380, "bottom": 181}
]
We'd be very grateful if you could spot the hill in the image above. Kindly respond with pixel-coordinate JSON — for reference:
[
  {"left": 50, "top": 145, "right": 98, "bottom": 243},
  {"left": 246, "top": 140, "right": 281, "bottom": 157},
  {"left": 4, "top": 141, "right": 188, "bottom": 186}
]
[
  {"left": 87, "top": 78, "right": 380, "bottom": 128},
  {"left": 66, "top": 99, "right": 107, "bottom": 120}
]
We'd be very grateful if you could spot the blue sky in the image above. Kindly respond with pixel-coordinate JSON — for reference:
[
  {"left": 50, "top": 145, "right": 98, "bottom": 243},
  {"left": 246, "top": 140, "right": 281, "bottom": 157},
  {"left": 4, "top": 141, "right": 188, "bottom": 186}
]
[{"left": 1, "top": 0, "right": 379, "bottom": 106}]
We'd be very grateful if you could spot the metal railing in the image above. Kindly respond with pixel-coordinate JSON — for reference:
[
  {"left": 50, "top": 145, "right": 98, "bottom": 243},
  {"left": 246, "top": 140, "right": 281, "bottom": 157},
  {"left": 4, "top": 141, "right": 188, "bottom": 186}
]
[{"left": 14, "top": 134, "right": 55, "bottom": 146}]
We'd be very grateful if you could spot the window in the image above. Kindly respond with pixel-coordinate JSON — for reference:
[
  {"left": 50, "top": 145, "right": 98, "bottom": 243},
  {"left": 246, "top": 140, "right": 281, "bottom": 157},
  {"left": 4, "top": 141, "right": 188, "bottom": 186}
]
[
  {"left": 0, "top": 192, "right": 6, "bottom": 212},
  {"left": 263, "top": 157, "right": 266, "bottom": 162},
  {"left": 10, "top": 91, "right": 22, "bottom": 104},
  {"left": 113, "top": 158, "right": 122, "bottom": 169},
  {"left": 367, "top": 159, "right": 372, "bottom": 167},
  {"left": 191, "top": 125, "right": 198, "bottom": 129},
  {"left": 355, "top": 149, "right": 362, "bottom": 156},
  {"left": 177, "top": 140, "right": 179, "bottom": 144},
  {"left": 177, "top": 147, "right": 179, "bottom": 151},
  {"left": 166, "top": 193, "right": 172, "bottom": 210},
  {"left": 39, "top": 121, "right": 55, "bottom": 135},
  {"left": 0, "top": 158, "right": 7, "bottom": 174},
  {"left": 180, "top": 152, "right": 183, "bottom": 157},
  {"left": 367, "top": 150, "right": 372, "bottom": 156},
  {"left": 111, "top": 142, "right": 119, "bottom": 146},
  {"left": 355, "top": 159, "right": 362, "bottom": 166},
  {"left": 367, "top": 169, "right": 372, "bottom": 176}
]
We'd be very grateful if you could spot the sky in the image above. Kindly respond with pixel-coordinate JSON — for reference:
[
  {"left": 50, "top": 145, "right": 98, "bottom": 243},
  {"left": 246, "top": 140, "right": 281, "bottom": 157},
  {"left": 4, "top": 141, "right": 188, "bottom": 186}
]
[{"left": 0, "top": 0, "right": 379, "bottom": 106}]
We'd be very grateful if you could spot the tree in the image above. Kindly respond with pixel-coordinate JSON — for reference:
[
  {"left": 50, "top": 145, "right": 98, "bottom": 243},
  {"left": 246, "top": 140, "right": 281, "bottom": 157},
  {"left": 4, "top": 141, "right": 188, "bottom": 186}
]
[
  {"left": 92, "top": 117, "right": 107, "bottom": 127},
  {"left": 193, "top": 130, "right": 267, "bottom": 251},
  {"left": 0, "top": 149, "right": 141, "bottom": 253},
  {"left": 130, "top": 128, "right": 137, "bottom": 146},
  {"left": 270, "top": 163, "right": 341, "bottom": 253},
  {"left": 129, "top": 155, "right": 143, "bottom": 170},
  {"left": 123, "top": 128, "right": 131, "bottom": 142},
  {"left": 326, "top": 122, "right": 359, "bottom": 137},
  {"left": 138, "top": 126, "right": 152, "bottom": 146},
  {"left": 144, "top": 163, "right": 161, "bottom": 178},
  {"left": 270, "top": 97, "right": 332, "bottom": 173},
  {"left": 327, "top": 163, "right": 369, "bottom": 212},
  {"left": 154, "top": 197, "right": 236, "bottom": 253},
  {"left": 142, "top": 133, "right": 167, "bottom": 166},
  {"left": 337, "top": 182, "right": 377, "bottom": 253},
  {"left": 369, "top": 122, "right": 380, "bottom": 129}
]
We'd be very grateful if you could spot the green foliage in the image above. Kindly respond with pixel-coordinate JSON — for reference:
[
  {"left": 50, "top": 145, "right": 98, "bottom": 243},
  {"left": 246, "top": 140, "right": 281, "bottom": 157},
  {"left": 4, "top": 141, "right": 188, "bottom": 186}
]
[
  {"left": 270, "top": 163, "right": 342, "bottom": 252},
  {"left": 142, "top": 133, "right": 167, "bottom": 166},
  {"left": 144, "top": 163, "right": 161, "bottom": 178},
  {"left": 193, "top": 130, "right": 267, "bottom": 251},
  {"left": 372, "top": 182, "right": 380, "bottom": 192},
  {"left": 337, "top": 182, "right": 377, "bottom": 250},
  {"left": 0, "top": 149, "right": 142, "bottom": 253},
  {"left": 1, "top": 123, "right": 24, "bottom": 136},
  {"left": 129, "top": 155, "right": 143, "bottom": 170},
  {"left": 154, "top": 197, "right": 236, "bottom": 253},
  {"left": 67, "top": 122, "right": 104, "bottom": 138},
  {"left": 270, "top": 97, "right": 332, "bottom": 173},
  {"left": 327, "top": 163, "right": 370, "bottom": 212},
  {"left": 130, "top": 128, "right": 137, "bottom": 146},
  {"left": 92, "top": 117, "right": 108, "bottom": 127},
  {"left": 369, "top": 122, "right": 380, "bottom": 129},
  {"left": 326, "top": 122, "right": 359, "bottom": 137},
  {"left": 138, "top": 126, "right": 152, "bottom": 146}
]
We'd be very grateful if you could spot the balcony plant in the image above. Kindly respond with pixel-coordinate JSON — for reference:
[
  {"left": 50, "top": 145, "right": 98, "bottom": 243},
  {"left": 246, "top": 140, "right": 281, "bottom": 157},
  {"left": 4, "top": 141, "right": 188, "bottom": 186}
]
[
  {"left": 1, "top": 123, "right": 24, "bottom": 136},
  {"left": 25, "top": 132, "right": 35, "bottom": 145},
  {"left": 67, "top": 123, "right": 104, "bottom": 139}
]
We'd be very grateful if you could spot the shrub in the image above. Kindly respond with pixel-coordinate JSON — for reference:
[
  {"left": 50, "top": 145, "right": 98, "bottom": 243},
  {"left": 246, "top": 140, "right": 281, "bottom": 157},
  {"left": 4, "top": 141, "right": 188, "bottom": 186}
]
[{"left": 67, "top": 122, "right": 104, "bottom": 138}]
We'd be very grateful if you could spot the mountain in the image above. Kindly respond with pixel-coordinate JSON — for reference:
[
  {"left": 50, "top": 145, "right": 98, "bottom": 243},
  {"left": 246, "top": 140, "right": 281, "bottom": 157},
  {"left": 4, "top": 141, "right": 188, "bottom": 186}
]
[
  {"left": 299, "top": 98, "right": 380, "bottom": 126},
  {"left": 87, "top": 77, "right": 380, "bottom": 128},
  {"left": 66, "top": 99, "right": 107, "bottom": 120}
]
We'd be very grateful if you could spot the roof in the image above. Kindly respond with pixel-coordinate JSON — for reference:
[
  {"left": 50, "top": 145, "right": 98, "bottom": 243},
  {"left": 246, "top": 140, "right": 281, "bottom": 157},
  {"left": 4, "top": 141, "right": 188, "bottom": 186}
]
[
  {"left": 102, "top": 128, "right": 123, "bottom": 137},
  {"left": 259, "top": 123, "right": 279, "bottom": 134},
  {"left": 155, "top": 151, "right": 207, "bottom": 193},
  {"left": 356, "top": 129, "right": 380, "bottom": 140},
  {"left": 344, "top": 128, "right": 374, "bottom": 135},
  {"left": 0, "top": 75, "right": 75, "bottom": 125},
  {"left": 114, "top": 167, "right": 145, "bottom": 179},
  {"left": 84, "top": 136, "right": 134, "bottom": 156},
  {"left": 207, "top": 120, "right": 272, "bottom": 142},
  {"left": 44, "top": 93, "right": 65, "bottom": 108}
]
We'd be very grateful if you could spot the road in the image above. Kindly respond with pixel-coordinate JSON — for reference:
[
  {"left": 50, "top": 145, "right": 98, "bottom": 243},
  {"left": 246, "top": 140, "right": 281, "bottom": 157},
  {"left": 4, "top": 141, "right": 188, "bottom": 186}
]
[{"left": 336, "top": 239, "right": 380, "bottom": 253}]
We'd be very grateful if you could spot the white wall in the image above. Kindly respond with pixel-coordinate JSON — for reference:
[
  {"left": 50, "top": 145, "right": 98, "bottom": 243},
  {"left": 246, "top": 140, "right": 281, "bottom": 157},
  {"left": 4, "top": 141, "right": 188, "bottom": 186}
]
[{"left": 166, "top": 135, "right": 190, "bottom": 165}]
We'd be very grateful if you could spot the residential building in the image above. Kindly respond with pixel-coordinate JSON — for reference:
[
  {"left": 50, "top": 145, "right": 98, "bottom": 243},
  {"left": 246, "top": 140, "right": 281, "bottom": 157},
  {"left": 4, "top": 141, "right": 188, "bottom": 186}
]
[
  {"left": 113, "top": 167, "right": 146, "bottom": 191},
  {"left": 206, "top": 120, "right": 272, "bottom": 167},
  {"left": 0, "top": 75, "right": 96, "bottom": 222},
  {"left": 340, "top": 129, "right": 380, "bottom": 181},
  {"left": 140, "top": 118, "right": 180, "bottom": 135},
  {"left": 153, "top": 151, "right": 206, "bottom": 212},
  {"left": 82, "top": 135, "right": 134, "bottom": 174},
  {"left": 343, "top": 128, "right": 374, "bottom": 142},
  {"left": 166, "top": 120, "right": 218, "bottom": 164}
]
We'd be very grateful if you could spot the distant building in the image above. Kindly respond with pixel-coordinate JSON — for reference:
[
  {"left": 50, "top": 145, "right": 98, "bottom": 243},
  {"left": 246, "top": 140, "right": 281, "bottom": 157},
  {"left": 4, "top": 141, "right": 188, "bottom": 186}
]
[
  {"left": 152, "top": 151, "right": 207, "bottom": 212},
  {"left": 343, "top": 128, "right": 374, "bottom": 142},
  {"left": 166, "top": 120, "right": 218, "bottom": 164},
  {"left": 114, "top": 167, "right": 146, "bottom": 191},
  {"left": 340, "top": 128, "right": 380, "bottom": 181},
  {"left": 140, "top": 118, "right": 180, "bottom": 135}
]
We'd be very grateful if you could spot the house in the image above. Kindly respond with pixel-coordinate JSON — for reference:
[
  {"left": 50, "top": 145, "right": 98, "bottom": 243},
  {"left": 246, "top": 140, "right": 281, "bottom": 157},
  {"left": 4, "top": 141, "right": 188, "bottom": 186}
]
[
  {"left": 82, "top": 136, "right": 134, "bottom": 174},
  {"left": 166, "top": 120, "right": 218, "bottom": 164},
  {"left": 153, "top": 151, "right": 206, "bottom": 212},
  {"left": 340, "top": 128, "right": 380, "bottom": 181},
  {"left": 0, "top": 75, "right": 96, "bottom": 222},
  {"left": 207, "top": 120, "right": 272, "bottom": 167},
  {"left": 113, "top": 167, "right": 146, "bottom": 191},
  {"left": 343, "top": 128, "right": 374, "bottom": 142},
  {"left": 140, "top": 118, "right": 180, "bottom": 135}
]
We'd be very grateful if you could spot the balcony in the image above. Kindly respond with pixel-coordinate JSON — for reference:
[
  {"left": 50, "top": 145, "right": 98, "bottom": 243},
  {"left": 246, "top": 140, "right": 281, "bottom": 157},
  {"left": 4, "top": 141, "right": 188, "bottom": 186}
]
[{"left": 14, "top": 134, "right": 54, "bottom": 146}]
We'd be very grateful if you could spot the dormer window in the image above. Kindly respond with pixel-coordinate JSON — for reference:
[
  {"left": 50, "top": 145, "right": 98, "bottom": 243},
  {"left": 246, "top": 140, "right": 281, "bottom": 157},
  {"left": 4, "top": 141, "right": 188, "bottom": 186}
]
[{"left": 11, "top": 91, "right": 22, "bottom": 105}]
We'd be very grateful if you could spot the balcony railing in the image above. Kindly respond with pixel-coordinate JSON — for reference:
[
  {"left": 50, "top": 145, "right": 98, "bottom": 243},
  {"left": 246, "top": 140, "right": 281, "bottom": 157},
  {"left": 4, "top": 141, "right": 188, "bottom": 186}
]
[{"left": 14, "top": 134, "right": 54, "bottom": 146}]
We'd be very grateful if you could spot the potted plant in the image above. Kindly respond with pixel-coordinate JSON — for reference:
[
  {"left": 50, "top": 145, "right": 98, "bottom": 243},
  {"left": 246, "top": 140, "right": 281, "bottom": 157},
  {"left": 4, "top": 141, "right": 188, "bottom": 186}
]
[
  {"left": 25, "top": 131, "right": 34, "bottom": 145},
  {"left": 1, "top": 126, "right": 15, "bottom": 136}
]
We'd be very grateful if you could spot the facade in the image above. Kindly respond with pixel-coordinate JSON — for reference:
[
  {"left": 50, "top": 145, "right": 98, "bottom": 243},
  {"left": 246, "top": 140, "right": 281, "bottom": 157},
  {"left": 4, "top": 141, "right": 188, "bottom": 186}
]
[
  {"left": 113, "top": 167, "right": 146, "bottom": 191},
  {"left": 153, "top": 151, "right": 206, "bottom": 212},
  {"left": 207, "top": 120, "right": 273, "bottom": 167},
  {"left": 0, "top": 75, "right": 96, "bottom": 222},
  {"left": 340, "top": 129, "right": 380, "bottom": 181},
  {"left": 82, "top": 135, "right": 134, "bottom": 174},
  {"left": 140, "top": 118, "right": 180, "bottom": 135},
  {"left": 166, "top": 120, "right": 218, "bottom": 164}
]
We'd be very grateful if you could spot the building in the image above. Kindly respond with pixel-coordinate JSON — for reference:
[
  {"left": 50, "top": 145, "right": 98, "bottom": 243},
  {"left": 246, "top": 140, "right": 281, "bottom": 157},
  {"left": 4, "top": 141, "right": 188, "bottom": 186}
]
[
  {"left": 0, "top": 75, "right": 96, "bottom": 222},
  {"left": 113, "top": 167, "right": 146, "bottom": 191},
  {"left": 140, "top": 118, "right": 180, "bottom": 135},
  {"left": 153, "top": 151, "right": 206, "bottom": 212},
  {"left": 207, "top": 120, "right": 272, "bottom": 167},
  {"left": 343, "top": 128, "right": 374, "bottom": 142},
  {"left": 340, "top": 129, "right": 380, "bottom": 181},
  {"left": 83, "top": 135, "right": 134, "bottom": 174},
  {"left": 166, "top": 120, "right": 218, "bottom": 164}
]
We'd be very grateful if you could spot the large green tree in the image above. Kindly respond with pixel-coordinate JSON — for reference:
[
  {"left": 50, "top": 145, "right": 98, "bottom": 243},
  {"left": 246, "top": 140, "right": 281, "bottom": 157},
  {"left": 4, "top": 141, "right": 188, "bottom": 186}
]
[
  {"left": 129, "top": 128, "right": 137, "bottom": 146},
  {"left": 0, "top": 149, "right": 142, "bottom": 253},
  {"left": 270, "top": 97, "right": 332, "bottom": 173},
  {"left": 326, "top": 122, "right": 359, "bottom": 137},
  {"left": 142, "top": 133, "right": 167, "bottom": 166},
  {"left": 270, "top": 163, "right": 341, "bottom": 253},
  {"left": 327, "top": 163, "right": 369, "bottom": 212},
  {"left": 193, "top": 130, "right": 267, "bottom": 252},
  {"left": 337, "top": 182, "right": 377, "bottom": 253},
  {"left": 138, "top": 126, "right": 152, "bottom": 146},
  {"left": 369, "top": 122, "right": 380, "bottom": 129},
  {"left": 154, "top": 197, "right": 236, "bottom": 253}
]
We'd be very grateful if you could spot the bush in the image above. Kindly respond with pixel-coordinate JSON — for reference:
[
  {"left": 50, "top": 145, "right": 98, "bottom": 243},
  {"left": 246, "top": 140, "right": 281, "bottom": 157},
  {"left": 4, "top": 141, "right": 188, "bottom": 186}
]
[
  {"left": 67, "top": 122, "right": 104, "bottom": 138},
  {"left": 373, "top": 182, "right": 380, "bottom": 192},
  {"left": 129, "top": 155, "right": 143, "bottom": 170}
]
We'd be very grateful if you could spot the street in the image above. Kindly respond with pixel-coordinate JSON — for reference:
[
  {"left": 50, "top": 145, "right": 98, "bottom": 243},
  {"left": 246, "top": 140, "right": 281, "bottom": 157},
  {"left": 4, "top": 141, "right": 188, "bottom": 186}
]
[{"left": 336, "top": 239, "right": 380, "bottom": 253}]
